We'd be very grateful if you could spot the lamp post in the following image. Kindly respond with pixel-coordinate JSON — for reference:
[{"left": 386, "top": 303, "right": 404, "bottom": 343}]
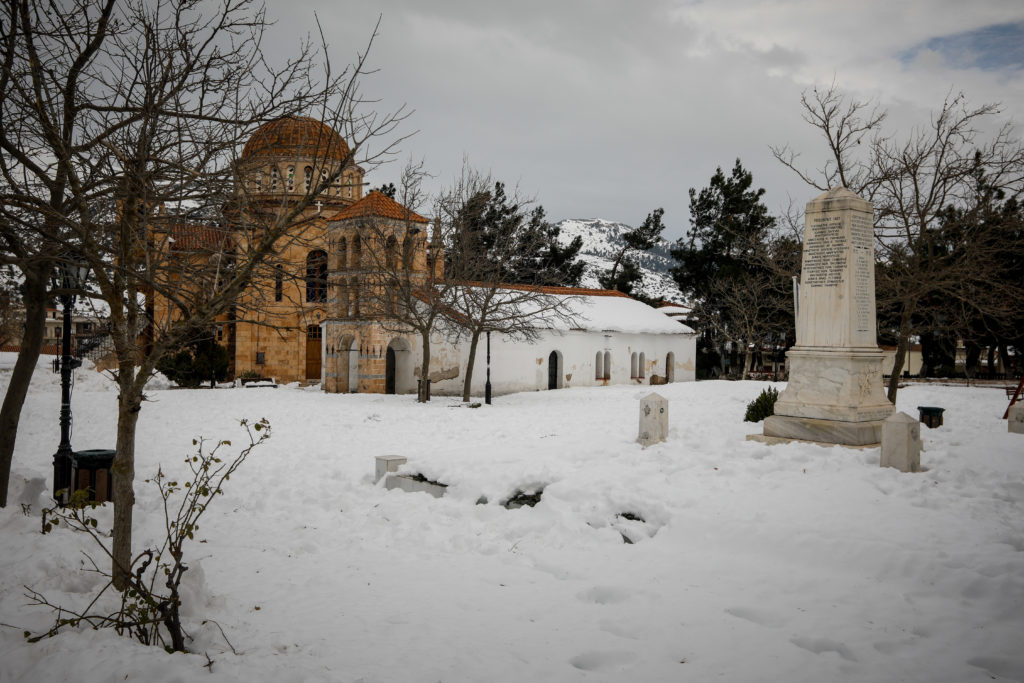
[
  {"left": 51, "top": 254, "right": 90, "bottom": 504},
  {"left": 485, "top": 330, "right": 492, "bottom": 405}
]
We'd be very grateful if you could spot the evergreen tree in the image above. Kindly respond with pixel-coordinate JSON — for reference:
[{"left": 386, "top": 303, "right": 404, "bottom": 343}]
[
  {"left": 671, "top": 159, "right": 775, "bottom": 297},
  {"left": 599, "top": 208, "right": 667, "bottom": 297},
  {"left": 376, "top": 182, "right": 397, "bottom": 199}
]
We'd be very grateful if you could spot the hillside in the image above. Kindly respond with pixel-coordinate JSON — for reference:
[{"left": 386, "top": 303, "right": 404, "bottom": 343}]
[{"left": 556, "top": 218, "right": 685, "bottom": 303}]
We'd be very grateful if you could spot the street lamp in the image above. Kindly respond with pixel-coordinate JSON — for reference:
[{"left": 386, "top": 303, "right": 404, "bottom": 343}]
[{"left": 51, "top": 253, "right": 90, "bottom": 504}]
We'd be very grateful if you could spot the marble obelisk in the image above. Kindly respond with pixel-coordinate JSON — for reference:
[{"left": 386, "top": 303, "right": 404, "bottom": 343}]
[{"left": 762, "top": 187, "right": 894, "bottom": 446}]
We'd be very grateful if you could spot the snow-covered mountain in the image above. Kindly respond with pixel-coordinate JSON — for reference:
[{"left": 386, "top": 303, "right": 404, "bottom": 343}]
[{"left": 556, "top": 218, "right": 685, "bottom": 303}]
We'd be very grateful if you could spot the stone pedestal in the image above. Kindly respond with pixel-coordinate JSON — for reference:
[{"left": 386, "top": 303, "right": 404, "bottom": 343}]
[
  {"left": 1009, "top": 403, "right": 1024, "bottom": 434},
  {"left": 762, "top": 188, "right": 893, "bottom": 447},
  {"left": 638, "top": 392, "right": 668, "bottom": 447},
  {"left": 374, "top": 455, "right": 407, "bottom": 483},
  {"left": 880, "top": 411, "right": 922, "bottom": 473}
]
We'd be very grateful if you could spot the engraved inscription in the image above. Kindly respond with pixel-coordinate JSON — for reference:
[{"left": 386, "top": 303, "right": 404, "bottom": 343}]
[
  {"left": 803, "top": 214, "right": 846, "bottom": 287},
  {"left": 850, "top": 212, "right": 874, "bottom": 333}
]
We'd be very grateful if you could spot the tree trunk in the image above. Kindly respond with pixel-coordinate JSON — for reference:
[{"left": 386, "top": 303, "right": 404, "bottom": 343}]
[
  {"left": 886, "top": 311, "right": 913, "bottom": 403},
  {"left": 462, "top": 329, "right": 482, "bottom": 403},
  {"left": 742, "top": 343, "right": 754, "bottom": 378},
  {"left": 418, "top": 332, "right": 430, "bottom": 403},
  {"left": 111, "top": 367, "right": 141, "bottom": 590},
  {"left": 987, "top": 345, "right": 996, "bottom": 379},
  {"left": 0, "top": 270, "right": 49, "bottom": 507}
]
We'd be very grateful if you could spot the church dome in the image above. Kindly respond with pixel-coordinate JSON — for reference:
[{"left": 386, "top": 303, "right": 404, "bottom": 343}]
[{"left": 241, "top": 116, "right": 349, "bottom": 162}]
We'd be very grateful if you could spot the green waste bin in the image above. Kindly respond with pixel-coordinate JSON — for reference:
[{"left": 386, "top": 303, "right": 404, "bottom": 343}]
[
  {"left": 72, "top": 449, "right": 115, "bottom": 503},
  {"left": 917, "top": 406, "right": 945, "bottom": 429}
]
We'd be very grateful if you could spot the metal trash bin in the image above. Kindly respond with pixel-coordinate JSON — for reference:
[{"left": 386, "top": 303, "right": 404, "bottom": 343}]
[
  {"left": 72, "top": 449, "right": 115, "bottom": 503},
  {"left": 917, "top": 406, "right": 945, "bottom": 429}
]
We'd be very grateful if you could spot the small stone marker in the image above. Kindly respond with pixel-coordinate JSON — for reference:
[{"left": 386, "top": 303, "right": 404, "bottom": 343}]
[
  {"left": 638, "top": 392, "right": 668, "bottom": 447},
  {"left": 880, "top": 411, "right": 921, "bottom": 473},
  {"left": 374, "top": 455, "right": 407, "bottom": 483},
  {"left": 1009, "top": 403, "right": 1024, "bottom": 435}
]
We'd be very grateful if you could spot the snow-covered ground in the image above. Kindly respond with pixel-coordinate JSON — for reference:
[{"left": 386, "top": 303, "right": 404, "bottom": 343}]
[{"left": 1, "top": 352, "right": 1022, "bottom": 683}]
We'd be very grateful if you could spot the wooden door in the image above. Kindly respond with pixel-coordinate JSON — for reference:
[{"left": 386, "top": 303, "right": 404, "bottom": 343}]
[
  {"left": 548, "top": 350, "right": 558, "bottom": 390},
  {"left": 306, "top": 325, "right": 322, "bottom": 380}
]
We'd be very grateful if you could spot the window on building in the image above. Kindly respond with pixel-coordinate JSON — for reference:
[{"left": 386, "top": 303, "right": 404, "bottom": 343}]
[
  {"left": 256, "top": 352, "right": 265, "bottom": 365},
  {"left": 402, "top": 233, "right": 416, "bottom": 270},
  {"left": 351, "top": 235, "right": 362, "bottom": 270},
  {"left": 337, "top": 237, "right": 348, "bottom": 271},
  {"left": 595, "top": 351, "right": 603, "bottom": 380},
  {"left": 275, "top": 267, "right": 283, "bottom": 302},
  {"left": 385, "top": 235, "right": 399, "bottom": 269},
  {"left": 304, "top": 166, "right": 313, "bottom": 193},
  {"left": 287, "top": 166, "right": 295, "bottom": 192},
  {"left": 638, "top": 352, "right": 646, "bottom": 379},
  {"left": 306, "top": 250, "right": 327, "bottom": 303},
  {"left": 630, "top": 352, "right": 638, "bottom": 379},
  {"left": 270, "top": 166, "right": 279, "bottom": 191},
  {"left": 603, "top": 351, "right": 611, "bottom": 380}
]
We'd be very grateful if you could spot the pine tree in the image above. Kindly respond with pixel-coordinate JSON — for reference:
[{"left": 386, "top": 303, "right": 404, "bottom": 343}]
[{"left": 599, "top": 208, "right": 667, "bottom": 297}]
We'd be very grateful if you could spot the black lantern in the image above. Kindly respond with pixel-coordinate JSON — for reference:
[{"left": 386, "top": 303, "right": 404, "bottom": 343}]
[{"left": 51, "top": 252, "right": 90, "bottom": 504}]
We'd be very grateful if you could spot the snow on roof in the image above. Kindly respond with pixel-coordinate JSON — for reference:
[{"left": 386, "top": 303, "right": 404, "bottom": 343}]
[
  {"left": 564, "top": 292, "right": 696, "bottom": 335},
  {"left": 480, "top": 285, "right": 695, "bottom": 335}
]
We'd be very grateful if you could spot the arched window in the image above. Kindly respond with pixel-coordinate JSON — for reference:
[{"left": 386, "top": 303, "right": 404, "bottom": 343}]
[
  {"left": 666, "top": 352, "right": 675, "bottom": 382},
  {"left": 287, "top": 166, "right": 295, "bottom": 192},
  {"left": 350, "top": 276, "right": 360, "bottom": 317},
  {"left": 254, "top": 172, "right": 262, "bottom": 193},
  {"left": 630, "top": 352, "right": 638, "bottom": 379},
  {"left": 350, "top": 235, "right": 362, "bottom": 270},
  {"left": 603, "top": 351, "right": 611, "bottom": 380},
  {"left": 340, "top": 278, "right": 351, "bottom": 318},
  {"left": 337, "top": 237, "right": 347, "bottom": 271},
  {"left": 270, "top": 166, "right": 279, "bottom": 191},
  {"left": 595, "top": 351, "right": 603, "bottom": 380},
  {"left": 320, "top": 168, "right": 328, "bottom": 193},
  {"left": 274, "top": 266, "right": 283, "bottom": 302},
  {"left": 402, "top": 233, "right": 415, "bottom": 270},
  {"left": 385, "top": 235, "right": 399, "bottom": 269},
  {"left": 638, "top": 352, "right": 646, "bottom": 379},
  {"left": 304, "top": 166, "right": 313, "bottom": 193},
  {"left": 306, "top": 250, "right": 327, "bottom": 302}
]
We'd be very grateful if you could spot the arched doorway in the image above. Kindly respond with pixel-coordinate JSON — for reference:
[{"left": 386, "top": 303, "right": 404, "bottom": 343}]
[
  {"left": 385, "top": 347, "right": 396, "bottom": 394},
  {"left": 548, "top": 350, "right": 562, "bottom": 390},
  {"left": 306, "top": 324, "right": 322, "bottom": 381},
  {"left": 666, "top": 351, "right": 675, "bottom": 382},
  {"left": 386, "top": 337, "right": 412, "bottom": 394}
]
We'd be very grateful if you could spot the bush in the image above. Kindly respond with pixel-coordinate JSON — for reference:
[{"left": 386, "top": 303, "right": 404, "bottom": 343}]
[
  {"left": 156, "top": 336, "right": 230, "bottom": 387},
  {"left": 744, "top": 386, "right": 779, "bottom": 422}
]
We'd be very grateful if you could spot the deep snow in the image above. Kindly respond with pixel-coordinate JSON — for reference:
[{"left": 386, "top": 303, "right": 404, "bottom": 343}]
[{"left": 1, "top": 353, "right": 1022, "bottom": 683}]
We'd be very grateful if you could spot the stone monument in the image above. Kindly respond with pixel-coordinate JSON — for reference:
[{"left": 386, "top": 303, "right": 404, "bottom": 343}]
[
  {"left": 638, "top": 392, "right": 668, "bottom": 447},
  {"left": 762, "top": 187, "right": 894, "bottom": 446}
]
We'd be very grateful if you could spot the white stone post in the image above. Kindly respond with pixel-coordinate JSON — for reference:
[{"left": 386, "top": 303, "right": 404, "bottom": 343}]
[
  {"left": 880, "top": 411, "right": 921, "bottom": 473},
  {"left": 1009, "top": 403, "right": 1024, "bottom": 435},
  {"left": 638, "top": 392, "right": 669, "bottom": 447}
]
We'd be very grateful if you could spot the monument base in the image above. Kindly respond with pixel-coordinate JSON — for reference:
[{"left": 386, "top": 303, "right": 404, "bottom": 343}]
[{"left": 762, "top": 414, "right": 883, "bottom": 447}]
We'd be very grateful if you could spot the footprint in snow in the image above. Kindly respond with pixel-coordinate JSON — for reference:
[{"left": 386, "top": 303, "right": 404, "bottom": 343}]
[
  {"left": 569, "top": 650, "right": 638, "bottom": 671},
  {"left": 790, "top": 636, "right": 857, "bottom": 662},
  {"left": 578, "top": 585, "right": 631, "bottom": 605},
  {"left": 724, "top": 606, "right": 788, "bottom": 628}
]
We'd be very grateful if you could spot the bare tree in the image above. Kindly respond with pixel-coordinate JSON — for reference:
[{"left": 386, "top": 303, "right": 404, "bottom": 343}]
[
  {"left": 774, "top": 86, "right": 1024, "bottom": 400},
  {"left": 350, "top": 159, "right": 459, "bottom": 402},
  {"left": 443, "top": 168, "right": 579, "bottom": 402},
  {"left": 1, "top": 0, "right": 409, "bottom": 588}
]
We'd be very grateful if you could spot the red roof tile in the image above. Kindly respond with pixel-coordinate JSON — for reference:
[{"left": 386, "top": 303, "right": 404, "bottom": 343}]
[
  {"left": 332, "top": 191, "right": 429, "bottom": 224},
  {"left": 164, "top": 223, "right": 233, "bottom": 253},
  {"left": 241, "top": 116, "right": 349, "bottom": 162}
]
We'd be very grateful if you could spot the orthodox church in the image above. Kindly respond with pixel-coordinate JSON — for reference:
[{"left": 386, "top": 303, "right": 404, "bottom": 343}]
[{"left": 161, "top": 117, "right": 697, "bottom": 394}]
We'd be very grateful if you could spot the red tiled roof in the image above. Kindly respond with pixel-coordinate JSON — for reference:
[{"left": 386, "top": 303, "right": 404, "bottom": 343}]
[
  {"left": 332, "top": 191, "right": 430, "bottom": 224},
  {"left": 241, "top": 116, "right": 349, "bottom": 162},
  {"left": 164, "top": 223, "right": 233, "bottom": 253},
  {"left": 457, "top": 281, "right": 631, "bottom": 298}
]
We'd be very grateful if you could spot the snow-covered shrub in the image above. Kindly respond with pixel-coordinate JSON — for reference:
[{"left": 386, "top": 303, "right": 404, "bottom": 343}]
[{"left": 743, "top": 386, "right": 778, "bottom": 422}]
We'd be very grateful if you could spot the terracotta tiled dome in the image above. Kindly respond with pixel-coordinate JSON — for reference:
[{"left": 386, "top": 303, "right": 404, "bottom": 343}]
[{"left": 241, "top": 116, "right": 349, "bottom": 161}]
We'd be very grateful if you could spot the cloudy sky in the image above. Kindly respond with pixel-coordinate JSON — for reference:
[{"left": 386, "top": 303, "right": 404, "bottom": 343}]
[{"left": 263, "top": 0, "right": 1024, "bottom": 240}]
